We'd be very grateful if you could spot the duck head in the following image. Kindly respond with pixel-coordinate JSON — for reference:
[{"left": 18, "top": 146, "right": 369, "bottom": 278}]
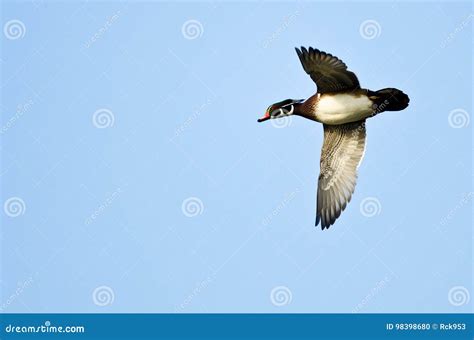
[{"left": 258, "top": 99, "right": 305, "bottom": 122}]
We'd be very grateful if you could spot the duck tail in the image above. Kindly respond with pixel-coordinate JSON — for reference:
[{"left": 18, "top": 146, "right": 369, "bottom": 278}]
[{"left": 369, "top": 88, "right": 410, "bottom": 112}]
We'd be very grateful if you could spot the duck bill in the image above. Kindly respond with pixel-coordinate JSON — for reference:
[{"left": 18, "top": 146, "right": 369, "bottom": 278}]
[{"left": 257, "top": 113, "right": 271, "bottom": 123}]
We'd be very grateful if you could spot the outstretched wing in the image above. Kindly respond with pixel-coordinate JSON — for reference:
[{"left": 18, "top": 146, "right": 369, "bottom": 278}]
[
  {"left": 316, "top": 121, "right": 366, "bottom": 229},
  {"left": 295, "top": 47, "right": 360, "bottom": 94}
]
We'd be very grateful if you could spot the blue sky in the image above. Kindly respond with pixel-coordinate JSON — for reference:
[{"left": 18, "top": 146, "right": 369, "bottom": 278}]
[{"left": 1, "top": 1, "right": 472, "bottom": 313}]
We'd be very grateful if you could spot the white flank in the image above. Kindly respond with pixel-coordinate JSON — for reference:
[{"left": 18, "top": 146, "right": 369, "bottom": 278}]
[{"left": 316, "top": 94, "right": 373, "bottom": 125}]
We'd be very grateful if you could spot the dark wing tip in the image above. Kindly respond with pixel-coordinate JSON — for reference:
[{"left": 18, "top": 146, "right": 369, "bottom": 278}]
[
  {"left": 300, "top": 46, "right": 321, "bottom": 55},
  {"left": 320, "top": 216, "right": 328, "bottom": 230},
  {"left": 318, "top": 210, "right": 337, "bottom": 230},
  {"left": 321, "top": 221, "right": 329, "bottom": 230},
  {"left": 315, "top": 215, "right": 320, "bottom": 227},
  {"left": 316, "top": 214, "right": 333, "bottom": 230}
]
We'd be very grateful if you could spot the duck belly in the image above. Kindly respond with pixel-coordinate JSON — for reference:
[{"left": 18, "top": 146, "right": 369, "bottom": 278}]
[{"left": 316, "top": 93, "right": 373, "bottom": 125}]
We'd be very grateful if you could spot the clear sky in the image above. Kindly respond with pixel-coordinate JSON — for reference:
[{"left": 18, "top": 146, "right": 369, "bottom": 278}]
[{"left": 1, "top": 1, "right": 472, "bottom": 313}]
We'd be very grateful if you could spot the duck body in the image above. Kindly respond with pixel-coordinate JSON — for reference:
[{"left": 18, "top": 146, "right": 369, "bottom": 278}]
[
  {"left": 258, "top": 47, "right": 410, "bottom": 230},
  {"left": 300, "top": 90, "right": 374, "bottom": 125}
]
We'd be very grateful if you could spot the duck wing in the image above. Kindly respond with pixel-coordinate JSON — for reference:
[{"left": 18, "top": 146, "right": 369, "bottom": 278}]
[
  {"left": 316, "top": 120, "right": 366, "bottom": 229},
  {"left": 295, "top": 47, "right": 360, "bottom": 94}
]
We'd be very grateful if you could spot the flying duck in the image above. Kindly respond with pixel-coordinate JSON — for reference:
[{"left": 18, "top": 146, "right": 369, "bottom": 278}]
[{"left": 258, "top": 47, "right": 409, "bottom": 230}]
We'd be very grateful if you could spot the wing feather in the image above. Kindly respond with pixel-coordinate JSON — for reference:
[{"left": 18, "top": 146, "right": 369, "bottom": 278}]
[
  {"left": 295, "top": 47, "right": 360, "bottom": 94},
  {"left": 316, "top": 120, "right": 367, "bottom": 229}
]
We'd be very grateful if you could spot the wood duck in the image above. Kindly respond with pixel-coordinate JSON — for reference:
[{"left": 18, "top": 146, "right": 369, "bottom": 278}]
[{"left": 258, "top": 47, "right": 410, "bottom": 230}]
